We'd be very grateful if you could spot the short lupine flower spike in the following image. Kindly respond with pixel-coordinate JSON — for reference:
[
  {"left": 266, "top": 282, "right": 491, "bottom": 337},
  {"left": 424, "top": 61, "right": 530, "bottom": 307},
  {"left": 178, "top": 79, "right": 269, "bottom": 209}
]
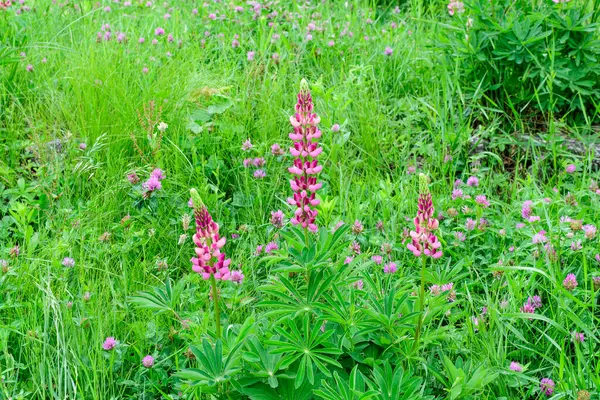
[
  {"left": 189, "top": 189, "right": 231, "bottom": 281},
  {"left": 287, "top": 78, "right": 323, "bottom": 232},
  {"left": 407, "top": 174, "right": 442, "bottom": 258}
]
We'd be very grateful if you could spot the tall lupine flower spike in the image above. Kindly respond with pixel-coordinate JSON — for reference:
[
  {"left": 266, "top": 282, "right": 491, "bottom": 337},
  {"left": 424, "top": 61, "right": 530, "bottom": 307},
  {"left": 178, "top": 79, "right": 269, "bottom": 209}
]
[
  {"left": 287, "top": 79, "right": 323, "bottom": 232},
  {"left": 407, "top": 174, "right": 442, "bottom": 258},
  {"left": 189, "top": 189, "right": 231, "bottom": 281}
]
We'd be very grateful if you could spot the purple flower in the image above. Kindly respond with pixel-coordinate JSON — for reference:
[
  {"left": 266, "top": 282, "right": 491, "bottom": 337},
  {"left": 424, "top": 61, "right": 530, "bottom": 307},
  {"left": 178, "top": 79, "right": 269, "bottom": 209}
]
[
  {"left": 253, "top": 169, "right": 266, "bottom": 179},
  {"left": 465, "top": 218, "right": 476, "bottom": 231},
  {"left": 453, "top": 231, "right": 466, "bottom": 243},
  {"left": 270, "top": 210, "right": 284, "bottom": 229},
  {"left": 353, "top": 279, "right": 363, "bottom": 289},
  {"left": 475, "top": 195, "right": 490, "bottom": 208},
  {"left": 351, "top": 220, "right": 364, "bottom": 235},
  {"left": 327, "top": 40, "right": 335, "bottom": 47},
  {"left": 345, "top": 256, "right": 354, "bottom": 264},
  {"left": 565, "top": 164, "right": 576, "bottom": 173},
  {"left": 255, "top": 245, "right": 263, "bottom": 255},
  {"left": 540, "top": 378, "right": 555, "bottom": 396},
  {"left": 79, "top": 143, "right": 87, "bottom": 150},
  {"left": 242, "top": 139, "right": 253, "bottom": 151},
  {"left": 331, "top": 123, "right": 340, "bottom": 132},
  {"left": 26, "top": 64, "right": 33, "bottom": 72},
  {"left": 189, "top": 189, "right": 231, "bottom": 281},
  {"left": 563, "top": 273, "right": 578, "bottom": 291},
  {"left": 407, "top": 166, "right": 416, "bottom": 175},
  {"left": 583, "top": 224, "right": 596, "bottom": 239},
  {"left": 509, "top": 361, "right": 522, "bottom": 372},
  {"left": 466, "top": 176, "right": 479, "bottom": 187},
  {"left": 452, "top": 189, "right": 463, "bottom": 200},
  {"left": 154, "top": 27, "right": 165, "bottom": 36},
  {"left": 372, "top": 255, "right": 383, "bottom": 265},
  {"left": 271, "top": 143, "right": 284, "bottom": 156},
  {"left": 383, "top": 262, "right": 397, "bottom": 274},
  {"left": 142, "top": 176, "right": 162, "bottom": 192},
  {"left": 142, "top": 355, "right": 154, "bottom": 368},
  {"left": 102, "top": 337, "right": 117, "bottom": 351},
  {"left": 593, "top": 276, "right": 600, "bottom": 291},
  {"left": 230, "top": 270, "right": 244, "bottom": 284},
  {"left": 287, "top": 79, "right": 323, "bottom": 233},
  {"left": 151, "top": 168, "right": 165, "bottom": 180},
  {"left": 62, "top": 257, "right": 75, "bottom": 267},
  {"left": 571, "top": 331, "right": 585, "bottom": 343},
  {"left": 265, "top": 241, "right": 279, "bottom": 253},
  {"left": 570, "top": 240, "right": 582, "bottom": 251},
  {"left": 142, "top": 67, "right": 149, "bottom": 74},
  {"left": 532, "top": 230, "right": 548, "bottom": 244},
  {"left": 247, "top": 51, "right": 255, "bottom": 61},
  {"left": 384, "top": 46, "right": 393, "bottom": 56},
  {"left": 253, "top": 157, "right": 265, "bottom": 167}
]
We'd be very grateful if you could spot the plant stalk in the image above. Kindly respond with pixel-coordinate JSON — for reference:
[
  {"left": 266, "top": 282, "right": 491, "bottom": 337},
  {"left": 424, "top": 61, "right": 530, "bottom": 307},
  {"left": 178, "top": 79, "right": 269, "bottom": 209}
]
[
  {"left": 413, "top": 255, "right": 427, "bottom": 353},
  {"left": 210, "top": 274, "right": 221, "bottom": 339}
]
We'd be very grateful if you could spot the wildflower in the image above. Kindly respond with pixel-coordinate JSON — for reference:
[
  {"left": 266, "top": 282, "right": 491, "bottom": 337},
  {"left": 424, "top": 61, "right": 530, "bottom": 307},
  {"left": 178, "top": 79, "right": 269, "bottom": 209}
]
[
  {"left": 270, "top": 210, "right": 284, "bottom": 228},
  {"left": 142, "top": 176, "right": 162, "bottom": 192},
  {"left": 253, "top": 157, "right": 265, "bottom": 167},
  {"left": 142, "top": 355, "right": 154, "bottom": 368},
  {"left": 345, "top": 256, "right": 354, "bottom": 264},
  {"left": 528, "top": 216, "right": 540, "bottom": 222},
  {"left": 242, "top": 139, "right": 253, "bottom": 151},
  {"left": 563, "top": 273, "right": 578, "bottom": 291},
  {"left": 351, "top": 220, "right": 364, "bottom": 235},
  {"left": 189, "top": 189, "right": 231, "bottom": 281},
  {"left": 255, "top": 245, "right": 263, "bottom": 255},
  {"left": 565, "top": 164, "right": 576, "bottom": 173},
  {"left": 271, "top": 143, "right": 284, "bottom": 155},
  {"left": 466, "top": 176, "right": 479, "bottom": 187},
  {"left": 62, "top": 257, "right": 75, "bottom": 267},
  {"left": 26, "top": 64, "right": 33, "bottom": 72},
  {"left": 530, "top": 295, "right": 542, "bottom": 309},
  {"left": 272, "top": 53, "right": 279, "bottom": 62},
  {"left": 594, "top": 276, "right": 600, "bottom": 291},
  {"left": 407, "top": 174, "right": 442, "bottom": 258},
  {"left": 350, "top": 241, "right": 361, "bottom": 254},
  {"left": 353, "top": 279, "right": 363, "bottom": 289},
  {"left": 447, "top": 208, "right": 458, "bottom": 217},
  {"left": 155, "top": 27, "right": 165, "bottom": 36},
  {"left": 429, "top": 285, "right": 441, "bottom": 295},
  {"left": 516, "top": 222, "right": 525, "bottom": 229},
  {"left": 451, "top": 189, "right": 463, "bottom": 200},
  {"left": 253, "top": 169, "right": 266, "bottom": 179},
  {"left": 570, "top": 240, "right": 582, "bottom": 251},
  {"left": 407, "top": 166, "right": 416, "bottom": 175},
  {"left": 79, "top": 143, "right": 87, "bottom": 150},
  {"left": 331, "top": 123, "right": 340, "bottom": 132},
  {"left": 384, "top": 46, "right": 393, "bottom": 56},
  {"left": 540, "top": 378, "right": 555, "bottom": 397},
  {"left": 247, "top": 51, "right": 255, "bottom": 61},
  {"left": 383, "top": 262, "right": 397, "bottom": 274},
  {"left": 327, "top": 40, "right": 335, "bottom": 47},
  {"left": 465, "top": 218, "right": 476, "bottom": 231},
  {"left": 372, "top": 255, "right": 383, "bottom": 265},
  {"left": 150, "top": 168, "right": 165, "bottom": 180},
  {"left": 265, "top": 241, "right": 279, "bottom": 253},
  {"left": 498, "top": 229, "right": 506, "bottom": 236},
  {"left": 509, "top": 362, "right": 522, "bottom": 372},
  {"left": 157, "top": 122, "right": 168, "bottom": 132},
  {"left": 230, "top": 270, "right": 244, "bottom": 284},
  {"left": 447, "top": 1, "right": 465, "bottom": 15},
  {"left": 453, "top": 231, "right": 466, "bottom": 243},
  {"left": 571, "top": 331, "right": 585, "bottom": 343},
  {"left": 102, "top": 337, "right": 117, "bottom": 351},
  {"left": 243, "top": 158, "right": 252, "bottom": 168},
  {"left": 287, "top": 79, "right": 323, "bottom": 232},
  {"left": 582, "top": 224, "right": 596, "bottom": 239},
  {"left": 138, "top": 37, "right": 145, "bottom": 43},
  {"left": 475, "top": 195, "right": 490, "bottom": 208},
  {"left": 532, "top": 230, "right": 548, "bottom": 244},
  {"left": 142, "top": 67, "right": 149, "bottom": 74}
]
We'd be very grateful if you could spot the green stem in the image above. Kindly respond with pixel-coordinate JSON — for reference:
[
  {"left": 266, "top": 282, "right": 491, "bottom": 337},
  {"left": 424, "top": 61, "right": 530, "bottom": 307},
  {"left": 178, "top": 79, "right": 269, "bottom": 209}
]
[
  {"left": 210, "top": 274, "right": 221, "bottom": 339},
  {"left": 413, "top": 255, "right": 427, "bottom": 353}
]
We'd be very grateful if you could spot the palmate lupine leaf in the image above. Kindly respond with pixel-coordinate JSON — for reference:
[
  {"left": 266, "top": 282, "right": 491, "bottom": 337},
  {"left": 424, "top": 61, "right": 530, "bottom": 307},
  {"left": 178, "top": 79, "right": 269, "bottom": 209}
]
[
  {"left": 127, "top": 277, "right": 185, "bottom": 316},
  {"left": 177, "top": 338, "right": 242, "bottom": 388}
]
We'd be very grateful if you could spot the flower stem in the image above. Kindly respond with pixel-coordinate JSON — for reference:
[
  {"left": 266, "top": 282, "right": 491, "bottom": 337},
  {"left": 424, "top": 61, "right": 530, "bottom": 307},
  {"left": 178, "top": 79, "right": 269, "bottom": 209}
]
[
  {"left": 413, "top": 255, "right": 427, "bottom": 353},
  {"left": 210, "top": 274, "right": 221, "bottom": 339}
]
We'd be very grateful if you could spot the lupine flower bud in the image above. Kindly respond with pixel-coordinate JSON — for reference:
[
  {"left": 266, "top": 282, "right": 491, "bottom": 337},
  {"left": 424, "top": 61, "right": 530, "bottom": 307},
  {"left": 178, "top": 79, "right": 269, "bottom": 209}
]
[
  {"left": 287, "top": 79, "right": 323, "bottom": 232},
  {"left": 407, "top": 174, "right": 442, "bottom": 258},
  {"left": 189, "top": 189, "right": 231, "bottom": 281}
]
